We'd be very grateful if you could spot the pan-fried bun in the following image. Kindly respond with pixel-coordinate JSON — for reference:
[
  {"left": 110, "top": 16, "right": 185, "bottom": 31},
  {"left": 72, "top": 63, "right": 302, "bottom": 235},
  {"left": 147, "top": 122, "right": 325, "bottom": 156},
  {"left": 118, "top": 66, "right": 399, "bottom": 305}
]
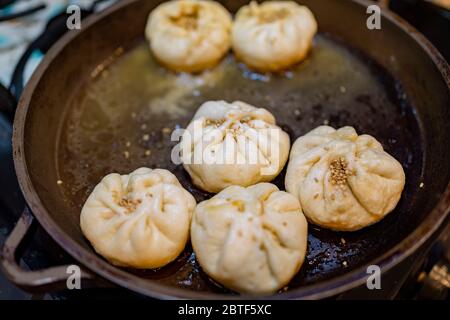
[
  {"left": 180, "top": 100, "right": 290, "bottom": 193},
  {"left": 145, "top": 0, "right": 232, "bottom": 73},
  {"left": 80, "top": 168, "right": 196, "bottom": 269},
  {"left": 191, "top": 183, "right": 308, "bottom": 294},
  {"left": 232, "top": 1, "right": 317, "bottom": 72},
  {"left": 285, "top": 126, "right": 406, "bottom": 231}
]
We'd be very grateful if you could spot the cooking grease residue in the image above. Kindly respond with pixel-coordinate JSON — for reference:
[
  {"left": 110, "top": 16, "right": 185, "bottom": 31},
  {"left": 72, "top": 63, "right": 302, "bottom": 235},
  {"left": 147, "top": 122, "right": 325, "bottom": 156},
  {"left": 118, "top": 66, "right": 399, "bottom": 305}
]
[{"left": 58, "top": 34, "right": 422, "bottom": 294}]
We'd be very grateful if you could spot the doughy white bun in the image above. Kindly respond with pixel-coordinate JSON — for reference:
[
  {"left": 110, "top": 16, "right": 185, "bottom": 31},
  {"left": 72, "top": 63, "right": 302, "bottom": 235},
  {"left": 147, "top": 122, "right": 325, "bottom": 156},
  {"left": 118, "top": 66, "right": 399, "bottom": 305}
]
[
  {"left": 80, "top": 167, "right": 196, "bottom": 269},
  {"left": 191, "top": 183, "right": 308, "bottom": 294},
  {"left": 181, "top": 100, "right": 290, "bottom": 193},
  {"left": 146, "top": 0, "right": 232, "bottom": 72},
  {"left": 232, "top": 1, "right": 317, "bottom": 72},
  {"left": 285, "top": 126, "right": 406, "bottom": 231}
]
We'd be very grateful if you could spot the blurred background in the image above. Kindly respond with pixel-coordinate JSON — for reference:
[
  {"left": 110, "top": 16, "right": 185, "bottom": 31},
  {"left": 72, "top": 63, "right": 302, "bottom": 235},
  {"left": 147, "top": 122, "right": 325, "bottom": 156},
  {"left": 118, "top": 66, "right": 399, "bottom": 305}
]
[{"left": 0, "top": 0, "right": 117, "bottom": 92}]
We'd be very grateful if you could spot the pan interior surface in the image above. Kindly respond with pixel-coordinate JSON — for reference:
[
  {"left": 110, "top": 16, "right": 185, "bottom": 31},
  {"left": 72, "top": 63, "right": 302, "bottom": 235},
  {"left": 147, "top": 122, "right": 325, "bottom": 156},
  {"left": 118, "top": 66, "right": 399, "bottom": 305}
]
[{"left": 55, "top": 33, "right": 424, "bottom": 294}]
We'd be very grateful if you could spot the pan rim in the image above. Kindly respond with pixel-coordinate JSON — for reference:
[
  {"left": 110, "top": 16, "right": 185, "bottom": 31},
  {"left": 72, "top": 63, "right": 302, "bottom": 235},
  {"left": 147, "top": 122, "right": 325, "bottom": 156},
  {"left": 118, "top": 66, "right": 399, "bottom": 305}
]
[{"left": 12, "top": 0, "right": 450, "bottom": 299}]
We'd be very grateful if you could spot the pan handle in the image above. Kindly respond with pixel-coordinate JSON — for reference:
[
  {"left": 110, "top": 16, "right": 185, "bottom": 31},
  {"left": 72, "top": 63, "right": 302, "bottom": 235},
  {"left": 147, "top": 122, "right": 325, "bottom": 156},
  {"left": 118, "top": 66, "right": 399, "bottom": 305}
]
[{"left": 0, "top": 207, "right": 107, "bottom": 292}]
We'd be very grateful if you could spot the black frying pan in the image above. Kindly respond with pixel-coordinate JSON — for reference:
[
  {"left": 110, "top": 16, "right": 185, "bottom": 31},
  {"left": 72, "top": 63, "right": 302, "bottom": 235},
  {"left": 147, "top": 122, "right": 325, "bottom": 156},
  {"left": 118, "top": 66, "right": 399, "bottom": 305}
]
[{"left": 1, "top": 0, "right": 449, "bottom": 299}]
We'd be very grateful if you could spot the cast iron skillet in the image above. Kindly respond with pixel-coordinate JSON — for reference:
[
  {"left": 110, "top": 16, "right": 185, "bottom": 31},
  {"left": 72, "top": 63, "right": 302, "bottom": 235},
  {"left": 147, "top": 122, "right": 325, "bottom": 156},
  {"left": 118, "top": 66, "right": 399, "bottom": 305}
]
[{"left": 1, "top": 0, "right": 450, "bottom": 299}]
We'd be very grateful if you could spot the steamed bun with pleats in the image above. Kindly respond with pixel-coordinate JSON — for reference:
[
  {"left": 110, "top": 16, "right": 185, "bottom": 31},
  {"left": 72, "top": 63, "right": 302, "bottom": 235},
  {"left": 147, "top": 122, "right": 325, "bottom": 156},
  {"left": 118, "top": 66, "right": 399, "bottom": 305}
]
[
  {"left": 80, "top": 168, "right": 196, "bottom": 268},
  {"left": 285, "top": 126, "right": 406, "bottom": 231},
  {"left": 191, "top": 183, "right": 308, "bottom": 294},
  {"left": 180, "top": 100, "right": 290, "bottom": 193},
  {"left": 232, "top": 1, "right": 317, "bottom": 72},
  {"left": 145, "top": 0, "right": 232, "bottom": 72}
]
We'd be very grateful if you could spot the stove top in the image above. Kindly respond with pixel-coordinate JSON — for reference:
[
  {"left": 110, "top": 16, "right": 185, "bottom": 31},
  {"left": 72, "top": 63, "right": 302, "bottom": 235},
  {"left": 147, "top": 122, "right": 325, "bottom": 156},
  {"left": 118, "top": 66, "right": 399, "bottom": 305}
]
[{"left": 0, "top": 0, "right": 448, "bottom": 300}]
